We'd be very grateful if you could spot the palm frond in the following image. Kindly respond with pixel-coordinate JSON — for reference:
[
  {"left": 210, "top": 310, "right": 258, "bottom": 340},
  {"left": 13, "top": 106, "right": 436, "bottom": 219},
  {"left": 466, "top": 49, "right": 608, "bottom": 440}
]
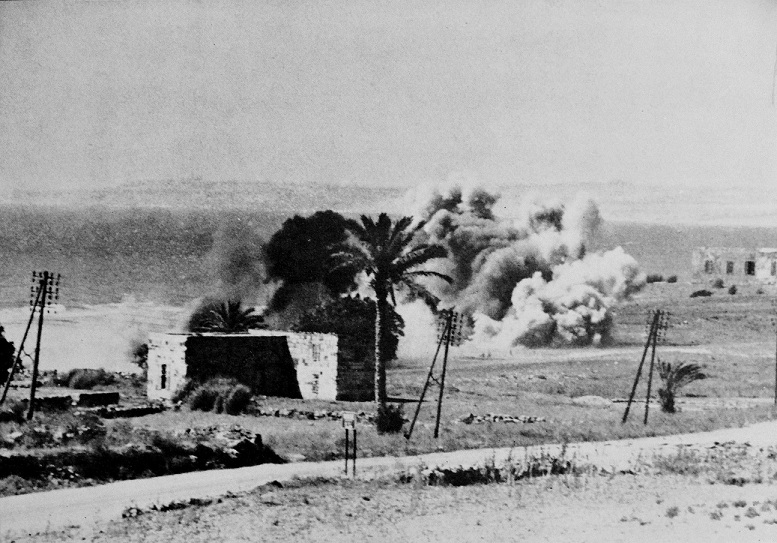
[
  {"left": 395, "top": 244, "right": 449, "bottom": 274},
  {"left": 386, "top": 216, "right": 415, "bottom": 255},
  {"left": 400, "top": 269, "right": 453, "bottom": 283},
  {"left": 397, "top": 280, "right": 443, "bottom": 311},
  {"left": 199, "top": 300, "right": 265, "bottom": 333}
]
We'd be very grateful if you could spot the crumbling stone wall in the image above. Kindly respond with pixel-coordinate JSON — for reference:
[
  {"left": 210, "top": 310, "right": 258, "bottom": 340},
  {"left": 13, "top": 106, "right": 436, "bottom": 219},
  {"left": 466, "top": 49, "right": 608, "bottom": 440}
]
[
  {"left": 146, "top": 331, "right": 369, "bottom": 402},
  {"left": 692, "top": 247, "right": 757, "bottom": 284},
  {"left": 756, "top": 249, "right": 777, "bottom": 285}
]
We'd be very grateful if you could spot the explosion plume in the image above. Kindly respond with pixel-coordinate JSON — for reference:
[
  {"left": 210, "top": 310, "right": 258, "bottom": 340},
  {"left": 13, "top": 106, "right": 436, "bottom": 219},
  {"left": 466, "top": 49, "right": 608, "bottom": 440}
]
[{"left": 409, "top": 181, "right": 644, "bottom": 348}]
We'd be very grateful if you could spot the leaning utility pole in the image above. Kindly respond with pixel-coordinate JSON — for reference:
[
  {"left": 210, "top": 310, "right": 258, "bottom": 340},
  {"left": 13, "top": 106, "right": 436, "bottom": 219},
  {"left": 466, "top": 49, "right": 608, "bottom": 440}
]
[
  {"left": 622, "top": 309, "right": 669, "bottom": 424},
  {"left": 405, "top": 309, "right": 466, "bottom": 440},
  {"left": 0, "top": 286, "right": 42, "bottom": 405},
  {"left": 26, "top": 271, "right": 60, "bottom": 420}
]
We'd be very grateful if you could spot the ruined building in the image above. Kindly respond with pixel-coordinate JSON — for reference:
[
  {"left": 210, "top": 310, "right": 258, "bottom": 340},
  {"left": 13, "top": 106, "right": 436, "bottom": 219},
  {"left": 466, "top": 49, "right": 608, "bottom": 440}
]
[
  {"left": 146, "top": 330, "right": 373, "bottom": 403},
  {"left": 692, "top": 247, "right": 777, "bottom": 285}
]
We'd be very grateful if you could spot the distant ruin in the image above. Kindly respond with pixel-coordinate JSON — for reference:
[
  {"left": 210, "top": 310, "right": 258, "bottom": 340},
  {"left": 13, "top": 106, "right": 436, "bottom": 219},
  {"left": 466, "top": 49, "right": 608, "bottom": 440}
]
[
  {"left": 692, "top": 247, "right": 777, "bottom": 285},
  {"left": 147, "top": 330, "right": 373, "bottom": 403}
]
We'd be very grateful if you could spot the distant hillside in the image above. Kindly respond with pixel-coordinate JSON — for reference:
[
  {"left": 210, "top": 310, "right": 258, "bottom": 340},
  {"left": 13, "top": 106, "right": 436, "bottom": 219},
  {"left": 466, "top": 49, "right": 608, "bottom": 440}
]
[
  {"left": 5, "top": 179, "right": 404, "bottom": 215},
  {"left": 6, "top": 179, "right": 775, "bottom": 227}
]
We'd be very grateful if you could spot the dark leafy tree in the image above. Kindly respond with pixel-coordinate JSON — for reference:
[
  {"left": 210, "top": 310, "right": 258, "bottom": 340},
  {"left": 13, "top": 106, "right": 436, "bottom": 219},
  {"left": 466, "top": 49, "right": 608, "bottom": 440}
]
[
  {"left": 338, "top": 214, "right": 451, "bottom": 406},
  {"left": 293, "top": 296, "right": 404, "bottom": 379},
  {"left": 188, "top": 299, "right": 266, "bottom": 333},
  {"left": 265, "top": 211, "right": 361, "bottom": 310}
]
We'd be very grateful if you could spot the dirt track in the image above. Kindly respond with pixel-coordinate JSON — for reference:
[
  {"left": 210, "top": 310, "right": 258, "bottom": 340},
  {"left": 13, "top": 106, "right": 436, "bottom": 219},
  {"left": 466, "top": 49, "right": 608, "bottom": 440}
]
[{"left": 4, "top": 418, "right": 777, "bottom": 540}]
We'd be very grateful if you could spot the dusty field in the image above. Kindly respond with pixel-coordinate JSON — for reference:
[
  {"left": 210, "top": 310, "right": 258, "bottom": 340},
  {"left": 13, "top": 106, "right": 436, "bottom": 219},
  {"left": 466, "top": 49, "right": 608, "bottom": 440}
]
[
  {"left": 4, "top": 281, "right": 777, "bottom": 498},
  {"left": 5, "top": 282, "right": 777, "bottom": 540},
  {"left": 21, "top": 467, "right": 777, "bottom": 542}
]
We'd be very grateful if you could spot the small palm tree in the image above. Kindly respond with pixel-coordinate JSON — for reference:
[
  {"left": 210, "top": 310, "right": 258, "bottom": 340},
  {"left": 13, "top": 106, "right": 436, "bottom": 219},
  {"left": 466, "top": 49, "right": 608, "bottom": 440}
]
[
  {"left": 657, "top": 360, "right": 706, "bottom": 413},
  {"left": 341, "top": 214, "right": 451, "bottom": 407},
  {"left": 191, "top": 300, "right": 266, "bottom": 333}
]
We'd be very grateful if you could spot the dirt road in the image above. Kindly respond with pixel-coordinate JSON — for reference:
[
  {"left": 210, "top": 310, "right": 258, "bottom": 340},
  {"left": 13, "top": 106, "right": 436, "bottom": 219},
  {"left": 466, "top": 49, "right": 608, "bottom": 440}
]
[{"left": 3, "top": 418, "right": 777, "bottom": 539}]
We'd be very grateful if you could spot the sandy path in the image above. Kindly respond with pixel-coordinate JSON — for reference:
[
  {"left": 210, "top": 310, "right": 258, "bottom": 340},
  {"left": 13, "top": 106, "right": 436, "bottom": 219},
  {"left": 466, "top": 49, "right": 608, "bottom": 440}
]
[{"left": 3, "top": 418, "right": 777, "bottom": 539}]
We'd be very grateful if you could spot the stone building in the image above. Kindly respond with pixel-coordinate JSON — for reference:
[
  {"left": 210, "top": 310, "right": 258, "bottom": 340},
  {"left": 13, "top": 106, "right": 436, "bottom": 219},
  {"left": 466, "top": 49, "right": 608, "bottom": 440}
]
[
  {"left": 146, "top": 330, "right": 373, "bottom": 403},
  {"left": 692, "top": 247, "right": 777, "bottom": 285}
]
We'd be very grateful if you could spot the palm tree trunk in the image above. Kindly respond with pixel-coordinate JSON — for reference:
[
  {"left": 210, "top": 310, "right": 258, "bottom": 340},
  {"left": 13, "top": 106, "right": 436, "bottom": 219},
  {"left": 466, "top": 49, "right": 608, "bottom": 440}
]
[{"left": 374, "top": 291, "right": 388, "bottom": 407}]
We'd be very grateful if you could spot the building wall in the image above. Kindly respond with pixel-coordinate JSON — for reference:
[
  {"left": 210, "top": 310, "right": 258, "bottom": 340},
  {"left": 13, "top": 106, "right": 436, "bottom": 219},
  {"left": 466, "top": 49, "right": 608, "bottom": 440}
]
[
  {"left": 250, "top": 331, "right": 338, "bottom": 400},
  {"left": 692, "top": 247, "right": 758, "bottom": 284},
  {"left": 147, "top": 333, "right": 189, "bottom": 402},
  {"left": 184, "top": 334, "right": 302, "bottom": 398},
  {"left": 251, "top": 330, "right": 373, "bottom": 401},
  {"left": 147, "top": 331, "right": 351, "bottom": 402},
  {"left": 756, "top": 250, "right": 777, "bottom": 285}
]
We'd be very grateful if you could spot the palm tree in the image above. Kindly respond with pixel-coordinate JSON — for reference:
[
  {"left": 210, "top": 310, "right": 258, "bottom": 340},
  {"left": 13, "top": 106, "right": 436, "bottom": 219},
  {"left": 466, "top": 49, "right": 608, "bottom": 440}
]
[
  {"left": 343, "top": 214, "right": 451, "bottom": 406},
  {"left": 190, "top": 300, "right": 266, "bottom": 333},
  {"left": 657, "top": 360, "right": 706, "bottom": 413}
]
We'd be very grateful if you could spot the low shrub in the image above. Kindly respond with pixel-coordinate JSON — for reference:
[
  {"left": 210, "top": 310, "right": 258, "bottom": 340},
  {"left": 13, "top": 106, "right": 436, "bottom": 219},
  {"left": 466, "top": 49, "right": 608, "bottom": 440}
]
[
  {"left": 188, "top": 385, "right": 220, "bottom": 412},
  {"left": 171, "top": 378, "right": 195, "bottom": 404},
  {"left": 224, "top": 384, "right": 252, "bottom": 415},
  {"left": 690, "top": 290, "right": 712, "bottom": 298},
  {"left": 646, "top": 274, "right": 664, "bottom": 284},
  {"left": 728, "top": 285, "right": 737, "bottom": 295},
  {"left": 667, "top": 275, "right": 678, "bottom": 283},
  {"left": 62, "top": 368, "right": 117, "bottom": 390},
  {"left": 150, "top": 432, "right": 190, "bottom": 456},
  {"left": 0, "top": 399, "right": 25, "bottom": 423},
  {"left": 376, "top": 404, "right": 404, "bottom": 434},
  {"left": 188, "top": 378, "right": 253, "bottom": 415},
  {"left": 711, "top": 278, "right": 725, "bottom": 289},
  {"left": 64, "top": 412, "right": 107, "bottom": 445}
]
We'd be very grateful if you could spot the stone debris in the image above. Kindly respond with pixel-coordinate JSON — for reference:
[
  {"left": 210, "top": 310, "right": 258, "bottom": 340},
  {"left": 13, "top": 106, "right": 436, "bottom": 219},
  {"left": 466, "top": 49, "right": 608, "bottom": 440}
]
[
  {"left": 460, "top": 413, "right": 546, "bottom": 425},
  {"left": 76, "top": 402, "right": 166, "bottom": 419},
  {"left": 255, "top": 407, "right": 382, "bottom": 424}
]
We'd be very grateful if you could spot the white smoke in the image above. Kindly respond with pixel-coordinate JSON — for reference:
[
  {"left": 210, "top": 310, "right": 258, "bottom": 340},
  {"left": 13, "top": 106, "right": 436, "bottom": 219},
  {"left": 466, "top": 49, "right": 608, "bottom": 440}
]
[
  {"left": 404, "top": 180, "right": 644, "bottom": 348},
  {"left": 471, "top": 247, "right": 642, "bottom": 347}
]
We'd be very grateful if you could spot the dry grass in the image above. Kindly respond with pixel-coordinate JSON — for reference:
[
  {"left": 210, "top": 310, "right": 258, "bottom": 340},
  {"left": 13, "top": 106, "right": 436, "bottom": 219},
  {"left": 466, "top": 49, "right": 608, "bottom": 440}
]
[
  {"left": 19, "top": 445, "right": 777, "bottom": 543},
  {"left": 3, "top": 283, "right": 777, "bottom": 492}
]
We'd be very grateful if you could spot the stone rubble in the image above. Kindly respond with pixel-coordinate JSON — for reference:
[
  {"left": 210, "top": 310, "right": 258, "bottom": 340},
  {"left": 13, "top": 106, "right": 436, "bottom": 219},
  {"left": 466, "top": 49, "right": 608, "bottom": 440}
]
[{"left": 460, "top": 413, "right": 547, "bottom": 425}]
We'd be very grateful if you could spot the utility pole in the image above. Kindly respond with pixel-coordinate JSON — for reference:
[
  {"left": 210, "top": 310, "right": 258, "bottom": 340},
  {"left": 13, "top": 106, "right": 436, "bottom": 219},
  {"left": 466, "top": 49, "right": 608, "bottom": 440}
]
[
  {"left": 26, "top": 271, "right": 60, "bottom": 421},
  {"left": 433, "top": 312, "right": 453, "bottom": 439},
  {"left": 622, "top": 310, "right": 659, "bottom": 423},
  {"left": 406, "top": 310, "right": 465, "bottom": 440},
  {"left": 405, "top": 316, "right": 449, "bottom": 440},
  {"left": 623, "top": 309, "right": 669, "bottom": 424},
  {"left": 644, "top": 310, "right": 669, "bottom": 425},
  {"left": 0, "top": 286, "right": 42, "bottom": 405},
  {"left": 772, "top": 300, "right": 777, "bottom": 406}
]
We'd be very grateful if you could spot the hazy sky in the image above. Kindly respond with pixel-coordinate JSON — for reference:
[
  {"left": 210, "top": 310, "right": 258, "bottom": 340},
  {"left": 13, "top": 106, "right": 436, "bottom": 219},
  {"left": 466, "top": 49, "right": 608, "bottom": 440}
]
[{"left": 1, "top": 0, "right": 775, "bottom": 192}]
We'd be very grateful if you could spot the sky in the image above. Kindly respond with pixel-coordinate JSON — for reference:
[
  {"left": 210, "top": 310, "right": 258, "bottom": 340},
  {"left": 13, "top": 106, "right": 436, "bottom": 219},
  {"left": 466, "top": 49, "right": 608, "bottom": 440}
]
[{"left": 1, "top": 0, "right": 776, "bottom": 194}]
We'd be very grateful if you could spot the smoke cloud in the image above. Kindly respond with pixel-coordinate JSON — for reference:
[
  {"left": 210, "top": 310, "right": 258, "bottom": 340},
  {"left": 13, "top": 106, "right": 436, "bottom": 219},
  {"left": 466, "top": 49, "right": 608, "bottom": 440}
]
[
  {"left": 406, "top": 180, "right": 644, "bottom": 348},
  {"left": 206, "top": 217, "right": 267, "bottom": 302}
]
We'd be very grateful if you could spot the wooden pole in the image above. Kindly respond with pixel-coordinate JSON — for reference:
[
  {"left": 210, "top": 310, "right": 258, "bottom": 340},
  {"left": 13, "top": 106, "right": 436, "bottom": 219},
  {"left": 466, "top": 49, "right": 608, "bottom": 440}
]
[
  {"left": 344, "top": 429, "right": 348, "bottom": 474},
  {"left": 0, "top": 285, "right": 42, "bottom": 405},
  {"left": 405, "top": 316, "right": 450, "bottom": 440},
  {"left": 26, "top": 272, "right": 48, "bottom": 421},
  {"left": 643, "top": 311, "right": 662, "bottom": 425},
  {"left": 622, "top": 311, "right": 659, "bottom": 423},
  {"left": 433, "top": 311, "right": 453, "bottom": 439}
]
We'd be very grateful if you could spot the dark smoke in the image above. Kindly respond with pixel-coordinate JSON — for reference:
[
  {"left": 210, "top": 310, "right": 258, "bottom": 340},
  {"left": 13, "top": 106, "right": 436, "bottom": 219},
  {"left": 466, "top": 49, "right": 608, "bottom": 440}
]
[
  {"left": 402, "top": 181, "right": 643, "bottom": 348},
  {"left": 206, "top": 216, "right": 266, "bottom": 302}
]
